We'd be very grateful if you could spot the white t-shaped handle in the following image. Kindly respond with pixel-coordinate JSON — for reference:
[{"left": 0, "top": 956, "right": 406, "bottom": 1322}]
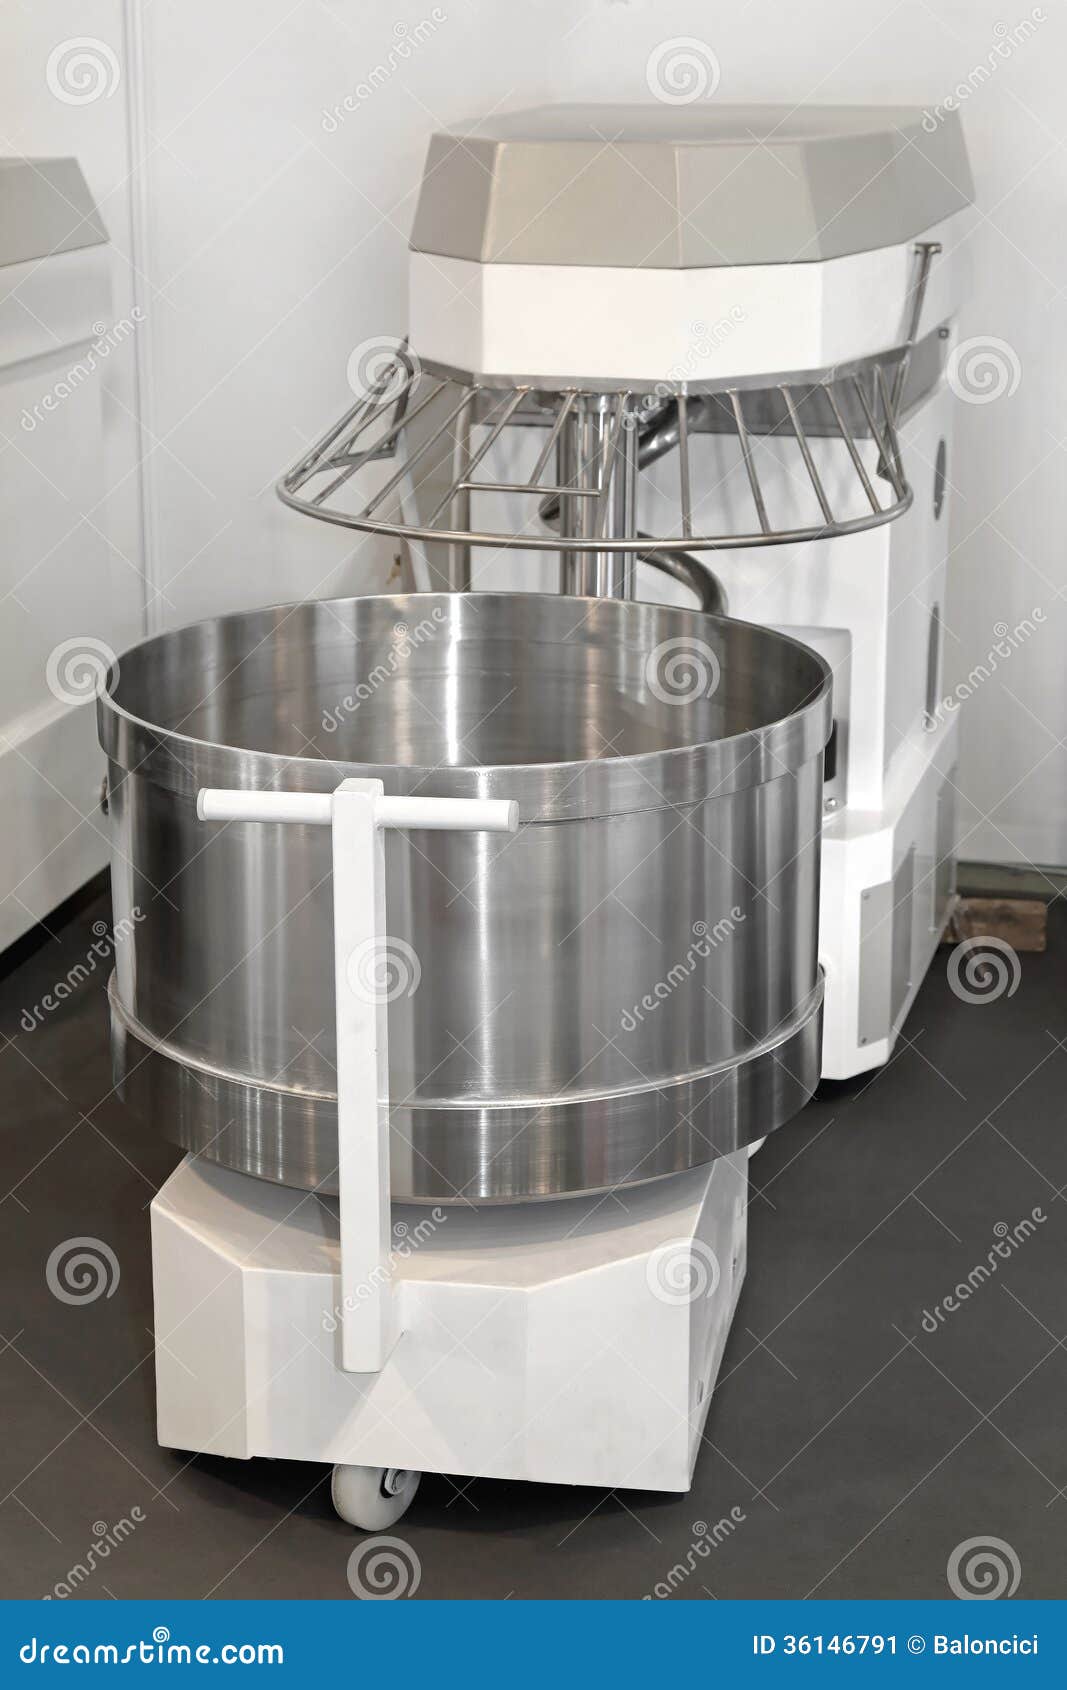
[
  {"left": 197, "top": 788, "right": 518, "bottom": 833},
  {"left": 195, "top": 776, "right": 519, "bottom": 1374}
]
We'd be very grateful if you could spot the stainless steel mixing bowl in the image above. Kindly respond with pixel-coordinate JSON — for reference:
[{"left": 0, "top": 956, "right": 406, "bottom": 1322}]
[{"left": 99, "top": 591, "right": 830, "bottom": 1202}]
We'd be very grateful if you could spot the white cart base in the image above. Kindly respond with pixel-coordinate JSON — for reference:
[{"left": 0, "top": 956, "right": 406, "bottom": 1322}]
[{"left": 151, "top": 1150, "right": 748, "bottom": 1509}]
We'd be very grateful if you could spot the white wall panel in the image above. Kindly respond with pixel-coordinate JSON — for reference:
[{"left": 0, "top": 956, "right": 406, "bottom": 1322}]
[{"left": 133, "top": 0, "right": 588, "bottom": 625}]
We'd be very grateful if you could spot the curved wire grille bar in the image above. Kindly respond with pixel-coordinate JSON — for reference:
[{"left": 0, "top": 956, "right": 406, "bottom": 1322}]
[{"left": 278, "top": 346, "right": 915, "bottom": 556}]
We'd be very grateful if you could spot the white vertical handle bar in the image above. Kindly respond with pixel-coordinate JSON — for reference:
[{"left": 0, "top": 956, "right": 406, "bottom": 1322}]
[{"left": 196, "top": 780, "right": 518, "bottom": 1375}]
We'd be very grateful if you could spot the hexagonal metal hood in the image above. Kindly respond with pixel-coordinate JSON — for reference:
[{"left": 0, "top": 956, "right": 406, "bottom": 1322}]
[{"left": 409, "top": 104, "right": 973, "bottom": 269}]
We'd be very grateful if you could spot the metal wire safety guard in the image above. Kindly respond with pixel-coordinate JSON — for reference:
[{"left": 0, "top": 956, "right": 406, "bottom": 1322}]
[{"left": 278, "top": 244, "right": 939, "bottom": 588}]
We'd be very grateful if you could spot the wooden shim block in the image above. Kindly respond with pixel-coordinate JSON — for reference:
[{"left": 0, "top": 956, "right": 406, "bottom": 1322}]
[{"left": 944, "top": 897, "right": 1047, "bottom": 953}]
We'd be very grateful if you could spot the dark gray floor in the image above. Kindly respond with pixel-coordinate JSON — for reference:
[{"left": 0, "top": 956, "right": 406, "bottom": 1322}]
[{"left": 2, "top": 884, "right": 1065, "bottom": 1600}]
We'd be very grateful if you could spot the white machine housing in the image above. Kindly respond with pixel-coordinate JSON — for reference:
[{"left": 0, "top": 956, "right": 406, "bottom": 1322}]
[
  {"left": 153, "top": 1150, "right": 746, "bottom": 1494},
  {"left": 713, "top": 391, "right": 962, "bottom": 1079},
  {"left": 402, "top": 105, "right": 974, "bottom": 1079}
]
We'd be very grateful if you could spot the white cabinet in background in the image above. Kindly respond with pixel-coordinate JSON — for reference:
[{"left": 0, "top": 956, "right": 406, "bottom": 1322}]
[{"left": 0, "top": 158, "right": 142, "bottom": 950}]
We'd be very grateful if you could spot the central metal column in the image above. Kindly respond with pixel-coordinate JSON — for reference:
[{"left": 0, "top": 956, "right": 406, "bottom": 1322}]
[{"left": 557, "top": 395, "right": 638, "bottom": 600}]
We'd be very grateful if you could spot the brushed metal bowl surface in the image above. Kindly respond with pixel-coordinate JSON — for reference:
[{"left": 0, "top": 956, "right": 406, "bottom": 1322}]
[{"left": 99, "top": 591, "right": 830, "bottom": 1202}]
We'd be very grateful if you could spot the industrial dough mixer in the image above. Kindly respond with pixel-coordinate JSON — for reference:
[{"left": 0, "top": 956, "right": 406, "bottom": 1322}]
[
  {"left": 100, "top": 103, "right": 970, "bottom": 1527},
  {"left": 282, "top": 103, "right": 974, "bottom": 1081}
]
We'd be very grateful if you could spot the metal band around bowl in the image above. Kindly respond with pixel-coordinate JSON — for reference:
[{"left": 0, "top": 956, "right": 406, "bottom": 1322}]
[
  {"left": 109, "top": 971, "right": 824, "bottom": 1204},
  {"left": 96, "top": 593, "right": 832, "bottom": 821}
]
